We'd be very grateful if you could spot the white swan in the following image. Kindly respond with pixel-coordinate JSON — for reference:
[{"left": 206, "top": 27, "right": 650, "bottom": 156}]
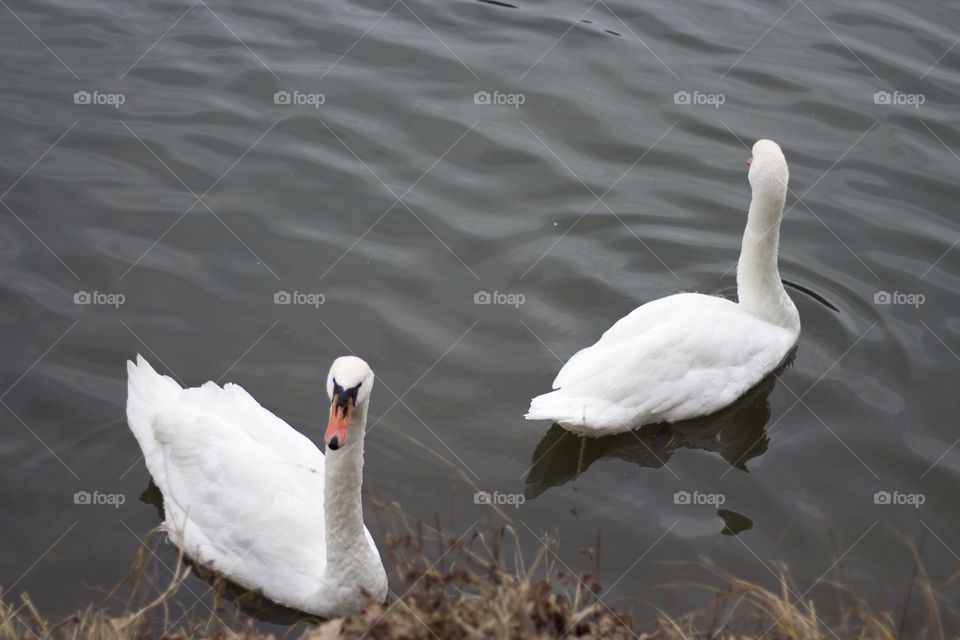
[
  {"left": 525, "top": 139, "right": 800, "bottom": 436},
  {"left": 126, "top": 354, "right": 387, "bottom": 617}
]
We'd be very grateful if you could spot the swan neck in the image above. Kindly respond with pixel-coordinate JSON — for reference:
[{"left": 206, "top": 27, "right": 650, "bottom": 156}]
[
  {"left": 736, "top": 184, "right": 797, "bottom": 330},
  {"left": 323, "top": 401, "right": 368, "bottom": 578}
]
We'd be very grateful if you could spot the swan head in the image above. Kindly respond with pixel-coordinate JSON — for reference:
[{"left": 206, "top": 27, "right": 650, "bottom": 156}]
[
  {"left": 325, "top": 356, "right": 374, "bottom": 451},
  {"left": 747, "top": 139, "right": 789, "bottom": 201}
]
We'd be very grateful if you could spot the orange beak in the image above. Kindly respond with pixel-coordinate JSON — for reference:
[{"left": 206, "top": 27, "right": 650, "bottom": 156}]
[
  {"left": 325, "top": 395, "right": 353, "bottom": 450},
  {"left": 747, "top": 157, "right": 753, "bottom": 165}
]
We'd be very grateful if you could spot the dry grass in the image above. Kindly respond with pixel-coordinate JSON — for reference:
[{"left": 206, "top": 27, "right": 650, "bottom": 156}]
[
  {"left": 0, "top": 515, "right": 955, "bottom": 640},
  {"left": 0, "top": 529, "right": 192, "bottom": 640},
  {"left": 318, "top": 506, "right": 636, "bottom": 640}
]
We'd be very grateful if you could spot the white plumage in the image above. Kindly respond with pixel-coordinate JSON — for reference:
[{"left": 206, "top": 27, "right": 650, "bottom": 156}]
[
  {"left": 526, "top": 140, "right": 800, "bottom": 435},
  {"left": 126, "top": 355, "right": 387, "bottom": 618}
]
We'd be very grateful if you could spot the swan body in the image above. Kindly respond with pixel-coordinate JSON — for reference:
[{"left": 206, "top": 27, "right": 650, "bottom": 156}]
[
  {"left": 126, "top": 355, "right": 387, "bottom": 617},
  {"left": 526, "top": 140, "right": 800, "bottom": 436}
]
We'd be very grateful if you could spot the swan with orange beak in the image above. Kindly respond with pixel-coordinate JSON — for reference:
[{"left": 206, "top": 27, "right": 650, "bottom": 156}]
[{"left": 125, "top": 353, "right": 386, "bottom": 617}]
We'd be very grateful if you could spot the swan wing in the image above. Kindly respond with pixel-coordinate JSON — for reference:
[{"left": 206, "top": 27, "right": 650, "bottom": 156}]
[
  {"left": 178, "top": 377, "right": 322, "bottom": 471},
  {"left": 126, "top": 356, "right": 327, "bottom": 596},
  {"left": 551, "top": 294, "right": 713, "bottom": 390},
  {"left": 529, "top": 294, "right": 793, "bottom": 432},
  {"left": 127, "top": 355, "right": 323, "bottom": 487},
  {"left": 153, "top": 402, "right": 326, "bottom": 589}
]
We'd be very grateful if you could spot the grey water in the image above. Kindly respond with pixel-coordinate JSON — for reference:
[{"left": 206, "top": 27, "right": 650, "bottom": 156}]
[{"left": 2, "top": 0, "right": 959, "bottom": 633}]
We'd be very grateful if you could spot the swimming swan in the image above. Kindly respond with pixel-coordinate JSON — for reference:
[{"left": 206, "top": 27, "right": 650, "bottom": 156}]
[
  {"left": 126, "top": 354, "right": 387, "bottom": 617},
  {"left": 525, "top": 139, "right": 800, "bottom": 435}
]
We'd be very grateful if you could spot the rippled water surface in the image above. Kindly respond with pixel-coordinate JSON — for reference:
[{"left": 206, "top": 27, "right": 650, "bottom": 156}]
[{"left": 2, "top": 0, "right": 960, "bottom": 633}]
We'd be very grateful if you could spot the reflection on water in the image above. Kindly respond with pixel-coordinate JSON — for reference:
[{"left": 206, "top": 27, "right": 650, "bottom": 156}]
[
  {"left": 524, "top": 351, "right": 796, "bottom": 500},
  {"left": 718, "top": 509, "right": 754, "bottom": 536},
  {"left": 139, "top": 481, "right": 165, "bottom": 522}
]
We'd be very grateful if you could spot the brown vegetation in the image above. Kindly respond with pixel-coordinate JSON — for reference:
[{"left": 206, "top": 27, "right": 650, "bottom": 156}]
[{"left": 1, "top": 512, "right": 953, "bottom": 640}]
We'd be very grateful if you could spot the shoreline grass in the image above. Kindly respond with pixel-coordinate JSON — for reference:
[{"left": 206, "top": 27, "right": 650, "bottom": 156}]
[{"left": 3, "top": 510, "right": 956, "bottom": 640}]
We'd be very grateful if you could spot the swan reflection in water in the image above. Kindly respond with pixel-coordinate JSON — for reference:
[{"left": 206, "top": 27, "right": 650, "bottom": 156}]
[{"left": 523, "top": 350, "right": 796, "bottom": 525}]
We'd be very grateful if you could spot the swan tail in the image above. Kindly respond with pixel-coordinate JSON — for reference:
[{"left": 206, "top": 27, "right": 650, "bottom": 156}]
[
  {"left": 126, "top": 354, "right": 182, "bottom": 486},
  {"left": 527, "top": 390, "right": 627, "bottom": 436},
  {"left": 524, "top": 389, "right": 583, "bottom": 424}
]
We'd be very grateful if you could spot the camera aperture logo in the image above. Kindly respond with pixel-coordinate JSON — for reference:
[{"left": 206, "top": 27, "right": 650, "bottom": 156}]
[
  {"left": 274, "top": 290, "right": 325, "bottom": 308},
  {"left": 273, "top": 90, "right": 326, "bottom": 108},
  {"left": 74, "top": 490, "right": 126, "bottom": 508},
  {"left": 873, "top": 290, "right": 924, "bottom": 308},
  {"left": 474, "top": 490, "right": 525, "bottom": 509},
  {"left": 473, "top": 90, "right": 525, "bottom": 108},
  {"left": 473, "top": 290, "right": 525, "bottom": 308},
  {"left": 874, "top": 490, "right": 924, "bottom": 509},
  {"left": 74, "top": 291, "right": 125, "bottom": 308},
  {"left": 873, "top": 91, "right": 924, "bottom": 108},
  {"left": 673, "top": 90, "right": 725, "bottom": 108},
  {"left": 674, "top": 490, "right": 726, "bottom": 506},
  {"left": 73, "top": 90, "right": 125, "bottom": 108}
]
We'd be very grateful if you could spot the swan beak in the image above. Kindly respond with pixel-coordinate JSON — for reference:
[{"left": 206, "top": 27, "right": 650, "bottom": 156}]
[
  {"left": 747, "top": 157, "right": 753, "bottom": 165},
  {"left": 325, "top": 396, "right": 353, "bottom": 450}
]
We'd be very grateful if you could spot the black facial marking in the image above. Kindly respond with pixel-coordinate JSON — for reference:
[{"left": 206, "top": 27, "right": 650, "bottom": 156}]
[{"left": 331, "top": 378, "right": 362, "bottom": 417}]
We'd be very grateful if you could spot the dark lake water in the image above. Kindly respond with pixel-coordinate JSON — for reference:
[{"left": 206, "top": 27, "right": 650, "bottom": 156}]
[{"left": 2, "top": 0, "right": 960, "bottom": 634}]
